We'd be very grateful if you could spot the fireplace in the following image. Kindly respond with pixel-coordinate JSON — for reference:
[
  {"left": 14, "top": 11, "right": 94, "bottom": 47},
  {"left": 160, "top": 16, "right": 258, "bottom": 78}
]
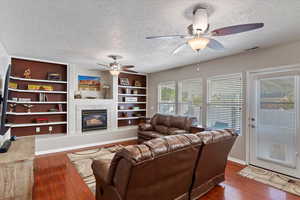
[{"left": 82, "top": 109, "right": 107, "bottom": 132}]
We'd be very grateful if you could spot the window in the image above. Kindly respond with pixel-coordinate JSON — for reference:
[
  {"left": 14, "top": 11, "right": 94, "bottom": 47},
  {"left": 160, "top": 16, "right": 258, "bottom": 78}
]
[
  {"left": 178, "top": 79, "right": 202, "bottom": 122},
  {"left": 158, "top": 79, "right": 203, "bottom": 124},
  {"left": 158, "top": 81, "right": 176, "bottom": 114},
  {"left": 207, "top": 73, "right": 243, "bottom": 132}
]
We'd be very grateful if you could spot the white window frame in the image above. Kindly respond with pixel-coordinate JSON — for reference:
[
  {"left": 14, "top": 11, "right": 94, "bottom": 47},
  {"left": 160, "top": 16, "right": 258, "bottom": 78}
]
[
  {"left": 206, "top": 73, "right": 243, "bottom": 133},
  {"left": 157, "top": 78, "right": 203, "bottom": 124},
  {"left": 157, "top": 81, "right": 177, "bottom": 115}
]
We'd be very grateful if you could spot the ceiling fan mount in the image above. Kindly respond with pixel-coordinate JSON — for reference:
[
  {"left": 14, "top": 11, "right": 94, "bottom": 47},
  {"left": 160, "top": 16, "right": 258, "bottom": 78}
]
[
  {"left": 146, "top": 7, "right": 264, "bottom": 54},
  {"left": 108, "top": 55, "right": 123, "bottom": 61}
]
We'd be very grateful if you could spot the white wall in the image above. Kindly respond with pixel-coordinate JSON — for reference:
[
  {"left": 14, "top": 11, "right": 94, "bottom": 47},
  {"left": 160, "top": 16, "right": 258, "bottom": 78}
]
[
  {"left": 36, "top": 65, "right": 137, "bottom": 154},
  {"left": 0, "top": 41, "right": 10, "bottom": 145},
  {"left": 147, "top": 40, "right": 300, "bottom": 162}
]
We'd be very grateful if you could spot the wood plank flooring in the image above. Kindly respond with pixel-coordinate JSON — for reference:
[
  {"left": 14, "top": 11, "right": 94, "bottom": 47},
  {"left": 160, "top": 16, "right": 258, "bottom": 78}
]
[{"left": 33, "top": 141, "right": 300, "bottom": 200}]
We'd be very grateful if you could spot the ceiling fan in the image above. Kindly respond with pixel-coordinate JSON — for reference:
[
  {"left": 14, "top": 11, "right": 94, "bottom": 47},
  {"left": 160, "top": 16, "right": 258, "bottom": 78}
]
[
  {"left": 146, "top": 7, "right": 264, "bottom": 54},
  {"left": 97, "top": 55, "right": 137, "bottom": 76}
]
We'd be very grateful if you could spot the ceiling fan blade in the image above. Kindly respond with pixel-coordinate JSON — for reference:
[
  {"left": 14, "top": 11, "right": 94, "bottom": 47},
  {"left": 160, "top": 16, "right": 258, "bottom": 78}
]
[
  {"left": 97, "top": 63, "right": 109, "bottom": 67},
  {"left": 207, "top": 39, "right": 225, "bottom": 50},
  {"left": 211, "top": 23, "right": 264, "bottom": 36},
  {"left": 146, "top": 35, "right": 187, "bottom": 39},
  {"left": 172, "top": 43, "right": 188, "bottom": 55},
  {"left": 122, "top": 65, "right": 134, "bottom": 69},
  {"left": 123, "top": 69, "right": 138, "bottom": 73}
]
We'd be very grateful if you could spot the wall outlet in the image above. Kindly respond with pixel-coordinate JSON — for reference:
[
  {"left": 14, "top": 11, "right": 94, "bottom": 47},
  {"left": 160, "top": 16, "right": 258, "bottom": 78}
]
[{"left": 36, "top": 127, "right": 40, "bottom": 133}]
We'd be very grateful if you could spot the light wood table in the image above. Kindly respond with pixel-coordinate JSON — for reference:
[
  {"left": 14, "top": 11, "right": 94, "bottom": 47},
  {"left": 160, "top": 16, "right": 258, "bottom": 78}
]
[{"left": 0, "top": 136, "right": 35, "bottom": 200}]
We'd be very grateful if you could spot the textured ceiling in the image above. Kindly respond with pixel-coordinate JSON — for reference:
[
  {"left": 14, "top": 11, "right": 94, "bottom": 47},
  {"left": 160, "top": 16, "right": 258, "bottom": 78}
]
[{"left": 0, "top": 0, "right": 300, "bottom": 73}]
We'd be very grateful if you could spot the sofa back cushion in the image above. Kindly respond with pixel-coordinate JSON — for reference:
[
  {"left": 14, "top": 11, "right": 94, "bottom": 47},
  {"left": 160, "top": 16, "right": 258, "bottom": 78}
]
[
  {"left": 190, "top": 129, "right": 238, "bottom": 199},
  {"left": 169, "top": 115, "right": 195, "bottom": 131},
  {"left": 108, "top": 134, "right": 201, "bottom": 200}
]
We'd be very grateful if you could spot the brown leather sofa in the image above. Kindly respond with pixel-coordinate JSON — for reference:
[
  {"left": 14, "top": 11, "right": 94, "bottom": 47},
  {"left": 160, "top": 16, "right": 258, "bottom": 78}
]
[
  {"left": 138, "top": 113, "right": 203, "bottom": 143},
  {"left": 92, "top": 134, "right": 202, "bottom": 200},
  {"left": 92, "top": 129, "right": 237, "bottom": 200}
]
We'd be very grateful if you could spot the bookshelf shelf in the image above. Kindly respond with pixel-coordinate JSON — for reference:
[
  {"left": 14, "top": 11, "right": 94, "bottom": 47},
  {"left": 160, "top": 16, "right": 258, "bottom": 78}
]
[{"left": 6, "top": 121, "right": 67, "bottom": 128}]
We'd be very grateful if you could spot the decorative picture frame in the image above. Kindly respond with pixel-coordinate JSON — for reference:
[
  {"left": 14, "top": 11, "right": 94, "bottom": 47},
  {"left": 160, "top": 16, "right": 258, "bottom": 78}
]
[
  {"left": 78, "top": 75, "right": 101, "bottom": 91},
  {"left": 119, "top": 78, "right": 130, "bottom": 86}
]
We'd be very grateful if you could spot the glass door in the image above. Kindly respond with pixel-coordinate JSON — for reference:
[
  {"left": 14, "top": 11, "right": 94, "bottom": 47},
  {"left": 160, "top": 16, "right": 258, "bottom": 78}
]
[{"left": 249, "top": 73, "right": 300, "bottom": 178}]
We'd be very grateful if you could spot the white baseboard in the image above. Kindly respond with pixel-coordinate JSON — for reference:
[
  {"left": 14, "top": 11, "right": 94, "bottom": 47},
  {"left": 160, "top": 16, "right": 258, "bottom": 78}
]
[
  {"left": 36, "top": 136, "right": 137, "bottom": 155},
  {"left": 228, "top": 156, "right": 247, "bottom": 165}
]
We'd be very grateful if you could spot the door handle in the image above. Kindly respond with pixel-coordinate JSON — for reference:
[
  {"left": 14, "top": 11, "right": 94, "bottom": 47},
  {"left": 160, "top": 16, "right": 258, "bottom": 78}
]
[{"left": 250, "top": 124, "right": 255, "bottom": 128}]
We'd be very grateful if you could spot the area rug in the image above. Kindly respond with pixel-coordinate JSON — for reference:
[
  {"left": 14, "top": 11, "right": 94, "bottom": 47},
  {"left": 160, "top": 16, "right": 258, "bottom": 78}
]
[
  {"left": 239, "top": 165, "right": 300, "bottom": 196},
  {"left": 67, "top": 145, "right": 124, "bottom": 194}
]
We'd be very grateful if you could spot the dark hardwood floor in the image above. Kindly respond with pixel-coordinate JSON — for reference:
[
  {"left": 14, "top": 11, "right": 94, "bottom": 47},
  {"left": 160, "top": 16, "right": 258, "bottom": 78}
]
[{"left": 33, "top": 141, "right": 300, "bottom": 200}]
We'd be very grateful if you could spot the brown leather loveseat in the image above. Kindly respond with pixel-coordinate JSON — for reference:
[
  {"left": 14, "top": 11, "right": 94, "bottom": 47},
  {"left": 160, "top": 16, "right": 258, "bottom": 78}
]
[
  {"left": 92, "top": 129, "right": 238, "bottom": 200},
  {"left": 138, "top": 113, "right": 202, "bottom": 143}
]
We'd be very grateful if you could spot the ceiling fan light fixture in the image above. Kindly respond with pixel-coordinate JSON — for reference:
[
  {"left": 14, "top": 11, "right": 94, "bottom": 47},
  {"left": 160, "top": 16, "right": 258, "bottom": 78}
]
[
  {"left": 109, "top": 69, "right": 120, "bottom": 76},
  {"left": 109, "top": 62, "right": 121, "bottom": 76},
  {"left": 188, "top": 37, "right": 210, "bottom": 51}
]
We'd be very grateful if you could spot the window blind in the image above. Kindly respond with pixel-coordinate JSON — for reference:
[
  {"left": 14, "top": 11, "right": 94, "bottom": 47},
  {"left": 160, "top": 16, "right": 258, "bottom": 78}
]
[
  {"left": 178, "top": 78, "right": 202, "bottom": 123},
  {"left": 158, "top": 81, "right": 176, "bottom": 114},
  {"left": 207, "top": 73, "right": 243, "bottom": 132}
]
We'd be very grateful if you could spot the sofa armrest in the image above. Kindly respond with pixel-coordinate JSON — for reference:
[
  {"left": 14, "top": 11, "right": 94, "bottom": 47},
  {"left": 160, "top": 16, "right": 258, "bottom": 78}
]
[
  {"left": 92, "top": 153, "right": 115, "bottom": 183},
  {"left": 189, "top": 126, "right": 206, "bottom": 134},
  {"left": 138, "top": 123, "right": 154, "bottom": 131}
]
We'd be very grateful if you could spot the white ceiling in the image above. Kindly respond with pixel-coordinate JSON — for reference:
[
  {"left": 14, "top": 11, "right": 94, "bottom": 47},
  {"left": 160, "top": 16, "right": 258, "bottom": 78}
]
[{"left": 0, "top": 0, "right": 300, "bottom": 73}]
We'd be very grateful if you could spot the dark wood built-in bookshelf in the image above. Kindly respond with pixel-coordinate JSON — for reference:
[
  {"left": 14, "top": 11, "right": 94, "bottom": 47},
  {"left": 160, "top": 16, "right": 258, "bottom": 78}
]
[
  {"left": 7, "top": 58, "right": 68, "bottom": 136},
  {"left": 118, "top": 72, "right": 147, "bottom": 127}
]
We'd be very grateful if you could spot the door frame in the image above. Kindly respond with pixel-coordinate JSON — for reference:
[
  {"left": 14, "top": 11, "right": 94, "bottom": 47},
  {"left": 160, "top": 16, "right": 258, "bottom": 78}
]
[{"left": 245, "top": 64, "right": 300, "bottom": 169}]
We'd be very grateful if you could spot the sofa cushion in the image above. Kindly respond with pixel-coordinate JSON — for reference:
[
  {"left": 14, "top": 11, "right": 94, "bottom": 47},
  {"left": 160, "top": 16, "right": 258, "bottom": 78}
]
[
  {"left": 155, "top": 125, "right": 169, "bottom": 134},
  {"left": 168, "top": 127, "right": 187, "bottom": 135},
  {"left": 138, "top": 123, "right": 153, "bottom": 131},
  {"left": 170, "top": 115, "right": 187, "bottom": 130},
  {"left": 138, "top": 131, "right": 165, "bottom": 140}
]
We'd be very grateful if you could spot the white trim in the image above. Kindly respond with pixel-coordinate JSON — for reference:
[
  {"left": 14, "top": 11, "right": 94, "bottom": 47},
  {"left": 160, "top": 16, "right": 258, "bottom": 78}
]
[
  {"left": 228, "top": 156, "right": 247, "bottom": 165},
  {"left": 118, "top": 94, "right": 146, "bottom": 96},
  {"left": 10, "top": 76, "right": 68, "bottom": 84},
  {"left": 246, "top": 63, "right": 300, "bottom": 74},
  {"left": 35, "top": 136, "right": 137, "bottom": 155},
  {"left": 11, "top": 55, "right": 69, "bottom": 66},
  {"left": 118, "top": 85, "right": 146, "bottom": 89},
  {"left": 118, "top": 102, "right": 146, "bottom": 104},
  {"left": 118, "top": 109, "right": 146, "bottom": 112},
  {"left": 7, "top": 100, "right": 67, "bottom": 104},
  {"left": 245, "top": 71, "right": 252, "bottom": 164},
  {"left": 7, "top": 111, "right": 67, "bottom": 115},
  {"left": 118, "top": 116, "right": 145, "bottom": 120}
]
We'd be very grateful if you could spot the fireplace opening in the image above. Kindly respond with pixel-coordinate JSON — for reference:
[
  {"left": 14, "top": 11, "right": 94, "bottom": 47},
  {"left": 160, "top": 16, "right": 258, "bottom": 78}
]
[{"left": 82, "top": 109, "right": 107, "bottom": 132}]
